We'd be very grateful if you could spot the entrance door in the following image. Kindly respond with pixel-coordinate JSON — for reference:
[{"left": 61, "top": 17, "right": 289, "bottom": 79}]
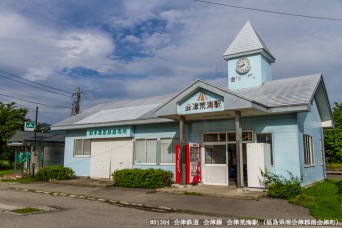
[
  {"left": 110, "top": 139, "right": 133, "bottom": 174},
  {"left": 90, "top": 140, "right": 111, "bottom": 179},
  {"left": 203, "top": 145, "right": 228, "bottom": 185},
  {"left": 91, "top": 139, "right": 133, "bottom": 179},
  {"left": 228, "top": 144, "right": 237, "bottom": 186},
  {"left": 227, "top": 144, "right": 248, "bottom": 186}
]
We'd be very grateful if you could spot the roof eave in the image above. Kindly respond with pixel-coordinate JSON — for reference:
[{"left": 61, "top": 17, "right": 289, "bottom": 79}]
[
  {"left": 50, "top": 117, "right": 176, "bottom": 131},
  {"left": 223, "top": 49, "right": 275, "bottom": 63}
]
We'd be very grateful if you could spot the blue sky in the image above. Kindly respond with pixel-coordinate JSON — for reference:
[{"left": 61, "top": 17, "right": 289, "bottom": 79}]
[{"left": 0, "top": 0, "right": 341, "bottom": 124}]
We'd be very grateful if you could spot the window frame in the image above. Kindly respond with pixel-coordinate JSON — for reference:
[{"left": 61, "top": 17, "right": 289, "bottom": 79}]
[
  {"left": 303, "top": 134, "right": 315, "bottom": 166},
  {"left": 320, "top": 139, "right": 325, "bottom": 166},
  {"left": 159, "top": 138, "right": 179, "bottom": 165},
  {"left": 73, "top": 139, "right": 91, "bottom": 157},
  {"left": 134, "top": 139, "right": 157, "bottom": 165},
  {"left": 203, "top": 130, "right": 254, "bottom": 144}
]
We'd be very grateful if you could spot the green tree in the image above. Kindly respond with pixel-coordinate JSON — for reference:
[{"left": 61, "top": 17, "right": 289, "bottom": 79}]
[
  {"left": 324, "top": 102, "right": 342, "bottom": 163},
  {"left": 0, "top": 102, "right": 28, "bottom": 162}
]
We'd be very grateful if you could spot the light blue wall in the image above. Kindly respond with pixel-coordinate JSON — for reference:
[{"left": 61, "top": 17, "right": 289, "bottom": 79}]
[
  {"left": 242, "top": 114, "right": 300, "bottom": 177},
  {"left": 133, "top": 122, "right": 179, "bottom": 175},
  {"left": 186, "top": 114, "right": 301, "bottom": 178},
  {"left": 261, "top": 55, "right": 272, "bottom": 82},
  {"left": 64, "top": 130, "right": 90, "bottom": 177},
  {"left": 134, "top": 123, "right": 179, "bottom": 139},
  {"left": 63, "top": 123, "right": 179, "bottom": 177},
  {"left": 297, "top": 99, "right": 325, "bottom": 185},
  {"left": 186, "top": 119, "right": 235, "bottom": 143},
  {"left": 63, "top": 111, "right": 324, "bottom": 186},
  {"left": 228, "top": 54, "right": 272, "bottom": 89}
]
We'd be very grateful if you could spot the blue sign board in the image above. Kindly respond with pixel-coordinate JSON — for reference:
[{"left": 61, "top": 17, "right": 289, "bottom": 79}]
[{"left": 178, "top": 89, "right": 224, "bottom": 115}]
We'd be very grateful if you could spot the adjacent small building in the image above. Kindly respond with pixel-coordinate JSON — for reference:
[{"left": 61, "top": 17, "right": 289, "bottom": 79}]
[
  {"left": 51, "top": 21, "right": 333, "bottom": 187},
  {"left": 7, "top": 131, "right": 65, "bottom": 175}
]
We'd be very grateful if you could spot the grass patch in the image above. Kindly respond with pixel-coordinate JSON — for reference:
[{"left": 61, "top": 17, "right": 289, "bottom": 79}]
[
  {"left": 326, "top": 163, "right": 342, "bottom": 171},
  {"left": 183, "top": 191, "right": 203, "bottom": 196},
  {"left": 0, "top": 169, "right": 13, "bottom": 177},
  {"left": 11, "top": 207, "right": 44, "bottom": 214},
  {"left": 290, "top": 179, "right": 342, "bottom": 220},
  {"left": 0, "top": 176, "right": 35, "bottom": 184}
]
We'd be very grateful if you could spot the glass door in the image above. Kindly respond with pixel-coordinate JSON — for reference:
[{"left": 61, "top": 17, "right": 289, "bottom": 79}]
[{"left": 203, "top": 144, "right": 228, "bottom": 185}]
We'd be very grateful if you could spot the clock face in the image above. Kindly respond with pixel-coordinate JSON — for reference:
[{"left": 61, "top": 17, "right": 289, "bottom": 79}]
[{"left": 235, "top": 57, "right": 251, "bottom": 74}]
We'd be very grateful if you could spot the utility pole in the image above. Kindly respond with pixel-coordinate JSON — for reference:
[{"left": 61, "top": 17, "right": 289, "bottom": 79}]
[
  {"left": 71, "top": 87, "right": 81, "bottom": 115},
  {"left": 34, "top": 106, "right": 38, "bottom": 154},
  {"left": 32, "top": 106, "right": 38, "bottom": 177}
]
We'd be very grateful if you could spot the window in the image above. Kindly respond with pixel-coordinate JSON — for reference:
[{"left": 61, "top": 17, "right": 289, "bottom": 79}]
[
  {"left": 205, "top": 145, "right": 226, "bottom": 164},
  {"left": 242, "top": 131, "right": 253, "bottom": 142},
  {"left": 320, "top": 139, "right": 325, "bottom": 165},
  {"left": 203, "top": 131, "right": 253, "bottom": 143},
  {"left": 203, "top": 133, "right": 226, "bottom": 142},
  {"left": 160, "top": 138, "right": 179, "bottom": 164},
  {"left": 256, "top": 133, "right": 273, "bottom": 165},
  {"left": 134, "top": 139, "right": 157, "bottom": 164},
  {"left": 74, "top": 139, "right": 91, "bottom": 156},
  {"left": 227, "top": 132, "right": 236, "bottom": 142},
  {"left": 303, "top": 134, "right": 314, "bottom": 166}
]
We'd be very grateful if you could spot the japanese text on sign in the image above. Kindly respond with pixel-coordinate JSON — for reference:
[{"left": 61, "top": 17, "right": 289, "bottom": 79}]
[{"left": 88, "top": 128, "right": 128, "bottom": 136}]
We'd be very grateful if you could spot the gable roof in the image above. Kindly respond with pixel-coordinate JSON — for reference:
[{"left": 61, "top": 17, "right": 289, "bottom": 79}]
[
  {"left": 51, "top": 74, "right": 333, "bottom": 130},
  {"left": 233, "top": 74, "right": 321, "bottom": 108},
  {"left": 223, "top": 21, "right": 275, "bottom": 62},
  {"left": 232, "top": 74, "right": 333, "bottom": 125},
  {"left": 155, "top": 79, "right": 268, "bottom": 118}
]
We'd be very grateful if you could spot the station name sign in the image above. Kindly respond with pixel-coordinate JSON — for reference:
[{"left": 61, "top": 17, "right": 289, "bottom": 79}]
[
  {"left": 87, "top": 127, "right": 133, "bottom": 138},
  {"left": 178, "top": 90, "right": 224, "bottom": 115}
]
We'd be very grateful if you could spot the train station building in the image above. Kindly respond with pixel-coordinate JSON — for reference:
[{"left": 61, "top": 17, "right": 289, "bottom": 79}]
[{"left": 51, "top": 21, "right": 333, "bottom": 187}]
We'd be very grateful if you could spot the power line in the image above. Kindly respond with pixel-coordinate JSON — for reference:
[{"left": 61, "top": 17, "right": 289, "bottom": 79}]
[
  {"left": 0, "top": 93, "right": 70, "bottom": 109},
  {"left": 193, "top": 0, "right": 342, "bottom": 22},
  {"left": 0, "top": 97, "right": 35, "bottom": 111},
  {"left": 0, "top": 69, "right": 72, "bottom": 94},
  {"left": 0, "top": 69, "right": 73, "bottom": 97}
]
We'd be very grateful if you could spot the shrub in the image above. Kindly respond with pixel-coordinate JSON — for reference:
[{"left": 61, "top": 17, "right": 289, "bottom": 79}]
[
  {"left": 112, "top": 168, "right": 173, "bottom": 189},
  {"left": 261, "top": 170, "right": 303, "bottom": 200},
  {"left": 35, "top": 165, "right": 75, "bottom": 181},
  {"left": 0, "top": 160, "right": 12, "bottom": 170}
]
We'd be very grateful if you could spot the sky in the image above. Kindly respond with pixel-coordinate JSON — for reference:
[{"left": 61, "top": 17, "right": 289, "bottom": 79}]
[{"left": 0, "top": 0, "right": 341, "bottom": 125}]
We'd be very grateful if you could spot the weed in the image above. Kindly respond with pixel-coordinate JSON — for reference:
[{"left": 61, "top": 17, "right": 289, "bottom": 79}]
[
  {"left": 184, "top": 191, "right": 203, "bottom": 196},
  {"left": 11, "top": 207, "right": 44, "bottom": 214}
]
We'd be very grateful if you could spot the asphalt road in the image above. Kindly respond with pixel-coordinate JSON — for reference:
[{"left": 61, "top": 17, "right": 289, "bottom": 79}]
[{"left": 0, "top": 189, "right": 222, "bottom": 228}]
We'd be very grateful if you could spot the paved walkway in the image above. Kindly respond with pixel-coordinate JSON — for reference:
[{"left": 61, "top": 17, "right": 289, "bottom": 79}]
[{"left": 0, "top": 180, "right": 313, "bottom": 220}]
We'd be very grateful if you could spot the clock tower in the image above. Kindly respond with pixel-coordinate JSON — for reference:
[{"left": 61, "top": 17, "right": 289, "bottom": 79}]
[{"left": 223, "top": 21, "right": 276, "bottom": 90}]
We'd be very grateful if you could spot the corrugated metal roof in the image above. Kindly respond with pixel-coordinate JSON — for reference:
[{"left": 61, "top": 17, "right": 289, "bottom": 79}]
[
  {"left": 8, "top": 131, "right": 65, "bottom": 143},
  {"left": 232, "top": 74, "right": 321, "bottom": 107},
  {"left": 76, "top": 104, "right": 161, "bottom": 125},
  {"left": 223, "top": 21, "right": 275, "bottom": 61},
  {"left": 52, "top": 94, "right": 174, "bottom": 128},
  {"left": 51, "top": 75, "right": 322, "bottom": 129}
]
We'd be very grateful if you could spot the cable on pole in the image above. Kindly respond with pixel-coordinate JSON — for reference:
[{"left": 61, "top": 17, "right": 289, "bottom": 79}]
[{"left": 193, "top": 0, "right": 342, "bottom": 22}]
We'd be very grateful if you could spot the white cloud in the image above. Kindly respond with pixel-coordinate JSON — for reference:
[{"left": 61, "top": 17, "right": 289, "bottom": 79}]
[
  {"left": 123, "top": 34, "right": 140, "bottom": 43},
  {"left": 160, "top": 9, "right": 185, "bottom": 29},
  {"left": 56, "top": 30, "right": 115, "bottom": 73},
  {"left": 1, "top": 0, "right": 341, "bottom": 124},
  {"left": 24, "top": 67, "right": 53, "bottom": 81}
]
